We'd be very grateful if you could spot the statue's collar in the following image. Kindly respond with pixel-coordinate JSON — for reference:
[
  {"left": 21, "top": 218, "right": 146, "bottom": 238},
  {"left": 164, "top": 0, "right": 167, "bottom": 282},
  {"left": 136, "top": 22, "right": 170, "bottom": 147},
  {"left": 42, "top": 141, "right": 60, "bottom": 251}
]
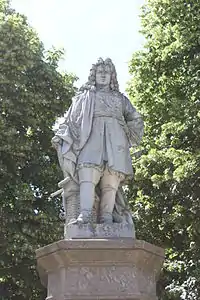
[{"left": 96, "top": 86, "right": 110, "bottom": 92}]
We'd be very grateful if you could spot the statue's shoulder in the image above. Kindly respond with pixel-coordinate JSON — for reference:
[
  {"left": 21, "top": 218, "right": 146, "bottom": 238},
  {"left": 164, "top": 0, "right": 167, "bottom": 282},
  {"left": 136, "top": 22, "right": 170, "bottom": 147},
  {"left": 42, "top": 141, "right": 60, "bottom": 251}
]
[
  {"left": 112, "top": 91, "right": 128, "bottom": 101},
  {"left": 72, "top": 90, "right": 86, "bottom": 103}
]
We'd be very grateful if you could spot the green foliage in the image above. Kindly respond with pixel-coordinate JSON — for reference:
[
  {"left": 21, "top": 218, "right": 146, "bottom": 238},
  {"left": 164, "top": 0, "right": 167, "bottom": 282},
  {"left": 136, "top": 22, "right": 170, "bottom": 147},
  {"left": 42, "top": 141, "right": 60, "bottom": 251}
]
[
  {"left": 0, "top": 1, "right": 76, "bottom": 299},
  {"left": 127, "top": 0, "right": 200, "bottom": 299}
]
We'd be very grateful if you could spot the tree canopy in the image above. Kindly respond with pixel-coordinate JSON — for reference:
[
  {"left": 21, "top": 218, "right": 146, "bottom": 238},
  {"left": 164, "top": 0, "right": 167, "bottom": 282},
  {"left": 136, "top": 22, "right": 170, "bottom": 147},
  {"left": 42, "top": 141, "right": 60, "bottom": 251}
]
[
  {"left": 0, "top": 0, "right": 76, "bottom": 298},
  {"left": 1, "top": 0, "right": 200, "bottom": 299},
  {"left": 127, "top": 0, "right": 200, "bottom": 299}
]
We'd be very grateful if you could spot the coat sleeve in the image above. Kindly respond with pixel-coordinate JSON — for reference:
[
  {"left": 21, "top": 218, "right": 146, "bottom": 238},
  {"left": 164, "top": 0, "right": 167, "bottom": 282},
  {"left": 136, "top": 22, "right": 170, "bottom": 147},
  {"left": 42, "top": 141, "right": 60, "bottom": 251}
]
[{"left": 122, "top": 94, "right": 144, "bottom": 147}]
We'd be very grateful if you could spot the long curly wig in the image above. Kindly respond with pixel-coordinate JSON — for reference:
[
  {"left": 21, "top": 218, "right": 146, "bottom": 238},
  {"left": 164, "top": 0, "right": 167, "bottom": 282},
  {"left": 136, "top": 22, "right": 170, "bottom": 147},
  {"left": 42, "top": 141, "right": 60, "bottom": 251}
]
[{"left": 79, "top": 58, "right": 119, "bottom": 92}]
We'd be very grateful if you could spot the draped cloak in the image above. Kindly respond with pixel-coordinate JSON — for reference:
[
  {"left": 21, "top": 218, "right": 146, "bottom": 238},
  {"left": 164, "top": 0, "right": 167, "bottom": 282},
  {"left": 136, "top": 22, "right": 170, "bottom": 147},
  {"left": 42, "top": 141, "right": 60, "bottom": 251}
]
[{"left": 54, "top": 90, "right": 144, "bottom": 224}]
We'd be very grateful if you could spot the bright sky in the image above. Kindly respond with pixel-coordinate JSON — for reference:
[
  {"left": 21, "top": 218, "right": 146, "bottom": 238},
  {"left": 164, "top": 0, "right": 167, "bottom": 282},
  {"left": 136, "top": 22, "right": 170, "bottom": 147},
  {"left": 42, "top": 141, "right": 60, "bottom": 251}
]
[{"left": 11, "top": 0, "right": 145, "bottom": 93}]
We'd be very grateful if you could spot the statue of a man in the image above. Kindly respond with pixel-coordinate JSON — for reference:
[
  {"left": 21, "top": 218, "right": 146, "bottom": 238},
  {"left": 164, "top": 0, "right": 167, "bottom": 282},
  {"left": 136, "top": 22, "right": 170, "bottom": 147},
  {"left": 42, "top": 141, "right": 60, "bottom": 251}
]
[{"left": 52, "top": 58, "right": 143, "bottom": 225}]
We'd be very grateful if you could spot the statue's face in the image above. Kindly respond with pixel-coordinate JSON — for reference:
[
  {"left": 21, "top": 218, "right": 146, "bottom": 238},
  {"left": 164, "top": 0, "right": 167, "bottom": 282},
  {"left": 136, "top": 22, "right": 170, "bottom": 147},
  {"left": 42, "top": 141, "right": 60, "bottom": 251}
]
[{"left": 95, "top": 65, "right": 111, "bottom": 87}]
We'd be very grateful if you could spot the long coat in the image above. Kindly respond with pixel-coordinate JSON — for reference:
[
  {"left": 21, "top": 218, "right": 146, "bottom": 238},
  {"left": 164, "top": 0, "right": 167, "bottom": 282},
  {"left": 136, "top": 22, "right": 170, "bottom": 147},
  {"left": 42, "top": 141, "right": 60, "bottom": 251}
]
[
  {"left": 55, "top": 90, "right": 143, "bottom": 178},
  {"left": 78, "top": 90, "right": 143, "bottom": 176}
]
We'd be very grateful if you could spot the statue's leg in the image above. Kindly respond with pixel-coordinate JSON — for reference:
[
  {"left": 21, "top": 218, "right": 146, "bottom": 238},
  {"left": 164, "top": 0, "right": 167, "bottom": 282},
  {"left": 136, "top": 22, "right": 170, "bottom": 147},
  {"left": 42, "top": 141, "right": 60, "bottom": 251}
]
[
  {"left": 77, "top": 167, "right": 101, "bottom": 223},
  {"left": 63, "top": 179, "right": 80, "bottom": 225},
  {"left": 99, "top": 169, "right": 121, "bottom": 224}
]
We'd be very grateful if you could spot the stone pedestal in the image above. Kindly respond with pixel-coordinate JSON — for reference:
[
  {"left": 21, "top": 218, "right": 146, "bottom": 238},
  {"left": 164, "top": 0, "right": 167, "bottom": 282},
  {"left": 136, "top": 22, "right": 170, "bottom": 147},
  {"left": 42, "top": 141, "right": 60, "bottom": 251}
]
[
  {"left": 65, "top": 223, "right": 135, "bottom": 239},
  {"left": 36, "top": 238, "right": 164, "bottom": 300}
]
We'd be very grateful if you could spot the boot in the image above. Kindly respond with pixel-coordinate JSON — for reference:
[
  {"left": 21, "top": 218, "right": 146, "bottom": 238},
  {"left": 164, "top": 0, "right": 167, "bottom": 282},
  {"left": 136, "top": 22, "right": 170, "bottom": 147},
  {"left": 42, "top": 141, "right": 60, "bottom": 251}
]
[
  {"left": 99, "top": 212, "right": 113, "bottom": 224},
  {"left": 76, "top": 209, "right": 92, "bottom": 224}
]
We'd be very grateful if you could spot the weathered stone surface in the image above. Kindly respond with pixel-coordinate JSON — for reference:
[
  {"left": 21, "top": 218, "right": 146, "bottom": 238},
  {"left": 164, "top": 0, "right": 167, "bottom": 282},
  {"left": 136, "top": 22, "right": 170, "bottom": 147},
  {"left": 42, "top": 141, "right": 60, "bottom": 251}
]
[
  {"left": 36, "top": 239, "right": 164, "bottom": 300},
  {"left": 64, "top": 223, "right": 135, "bottom": 239},
  {"left": 37, "top": 58, "right": 161, "bottom": 299},
  {"left": 51, "top": 57, "right": 144, "bottom": 229}
]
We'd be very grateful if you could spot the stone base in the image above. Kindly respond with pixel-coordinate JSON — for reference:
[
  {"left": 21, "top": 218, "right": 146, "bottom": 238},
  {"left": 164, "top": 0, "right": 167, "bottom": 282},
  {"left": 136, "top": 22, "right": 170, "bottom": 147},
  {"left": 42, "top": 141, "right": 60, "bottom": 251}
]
[
  {"left": 65, "top": 223, "right": 135, "bottom": 239},
  {"left": 36, "top": 239, "right": 165, "bottom": 300}
]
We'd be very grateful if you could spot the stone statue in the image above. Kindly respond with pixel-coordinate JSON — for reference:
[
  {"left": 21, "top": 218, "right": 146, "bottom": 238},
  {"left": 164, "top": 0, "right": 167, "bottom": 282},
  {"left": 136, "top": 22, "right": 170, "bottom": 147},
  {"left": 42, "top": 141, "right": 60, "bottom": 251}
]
[{"left": 52, "top": 58, "right": 143, "bottom": 228}]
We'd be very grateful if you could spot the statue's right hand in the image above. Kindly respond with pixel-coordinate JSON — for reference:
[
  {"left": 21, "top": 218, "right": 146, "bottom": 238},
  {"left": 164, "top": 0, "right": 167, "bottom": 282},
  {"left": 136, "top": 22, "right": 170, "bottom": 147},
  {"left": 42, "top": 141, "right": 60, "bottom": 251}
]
[{"left": 51, "top": 136, "right": 62, "bottom": 148}]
